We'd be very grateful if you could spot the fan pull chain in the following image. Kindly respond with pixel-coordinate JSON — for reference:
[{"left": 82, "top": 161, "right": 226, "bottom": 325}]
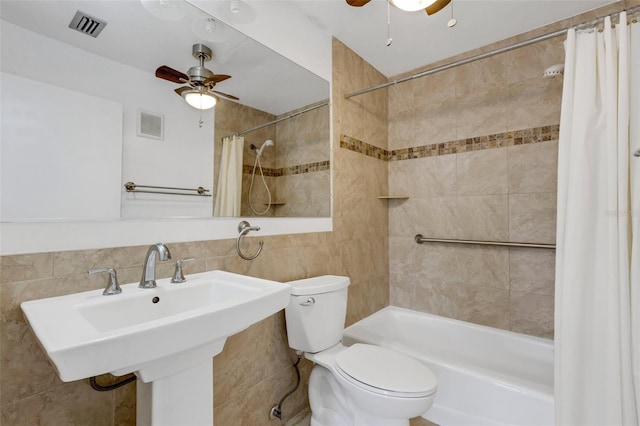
[
  {"left": 448, "top": 0, "right": 457, "bottom": 27},
  {"left": 386, "top": 0, "right": 393, "bottom": 46},
  {"left": 199, "top": 109, "right": 204, "bottom": 128}
]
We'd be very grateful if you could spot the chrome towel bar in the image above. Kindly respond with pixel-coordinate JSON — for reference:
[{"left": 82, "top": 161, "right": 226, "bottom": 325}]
[
  {"left": 124, "top": 182, "right": 211, "bottom": 197},
  {"left": 415, "top": 234, "right": 556, "bottom": 249}
]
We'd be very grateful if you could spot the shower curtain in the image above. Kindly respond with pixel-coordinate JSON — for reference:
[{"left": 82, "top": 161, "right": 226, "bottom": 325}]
[
  {"left": 214, "top": 135, "right": 244, "bottom": 217},
  {"left": 555, "top": 12, "right": 640, "bottom": 424}
]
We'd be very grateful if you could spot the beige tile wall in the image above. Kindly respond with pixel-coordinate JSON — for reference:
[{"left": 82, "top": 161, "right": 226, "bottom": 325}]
[
  {"left": 215, "top": 99, "right": 331, "bottom": 217},
  {"left": 0, "top": 38, "right": 388, "bottom": 425},
  {"left": 387, "top": 35, "right": 563, "bottom": 339},
  {"left": 274, "top": 104, "right": 331, "bottom": 217}
]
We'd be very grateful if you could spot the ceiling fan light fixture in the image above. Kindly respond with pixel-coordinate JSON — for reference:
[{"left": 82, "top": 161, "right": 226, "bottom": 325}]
[
  {"left": 389, "top": 0, "right": 437, "bottom": 12},
  {"left": 183, "top": 88, "right": 218, "bottom": 110}
]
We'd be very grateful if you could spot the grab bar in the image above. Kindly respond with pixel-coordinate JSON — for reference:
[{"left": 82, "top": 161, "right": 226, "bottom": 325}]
[
  {"left": 124, "top": 182, "right": 211, "bottom": 197},
  {"left": 415, "top": 234, "right": 556, "bottom": 249},
  {"left": 236, "top": 221, "right": 264, "bottom": 260}
]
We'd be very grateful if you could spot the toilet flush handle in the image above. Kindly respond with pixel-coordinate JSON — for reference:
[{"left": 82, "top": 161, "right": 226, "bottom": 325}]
[{"left": 299, "top": 297, "right": 315, "bottom": 306}]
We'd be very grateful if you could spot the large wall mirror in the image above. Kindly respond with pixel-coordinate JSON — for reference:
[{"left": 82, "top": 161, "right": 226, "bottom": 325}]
[{"left": 0, "top": 0, "right": 330, "bottom": 225}]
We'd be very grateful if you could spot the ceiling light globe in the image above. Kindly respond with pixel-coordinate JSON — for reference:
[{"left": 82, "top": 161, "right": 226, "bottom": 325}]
[
  {"left": 389, "top": 0, "right": 437, "bottom": 12},
  {"left": 184, "top": 92, "right": 217, "bottom": 110}
]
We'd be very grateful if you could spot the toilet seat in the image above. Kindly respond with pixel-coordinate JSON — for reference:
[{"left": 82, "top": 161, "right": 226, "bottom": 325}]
[{"left": 334, "top": 343, "right": 437, "bottom": 398}]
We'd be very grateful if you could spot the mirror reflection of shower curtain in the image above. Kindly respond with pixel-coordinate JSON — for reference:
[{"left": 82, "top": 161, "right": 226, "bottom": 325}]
[
  {"left": 555, "top": 12, "right": 640, "bottom": 425},
  {"left": 214, "top": 135, "right": 244, "bottom": 217}
]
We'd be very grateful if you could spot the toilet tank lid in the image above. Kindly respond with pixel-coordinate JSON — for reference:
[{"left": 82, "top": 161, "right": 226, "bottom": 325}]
[{"left": 287, "top": 275, "right": 350, "bottom": 296}]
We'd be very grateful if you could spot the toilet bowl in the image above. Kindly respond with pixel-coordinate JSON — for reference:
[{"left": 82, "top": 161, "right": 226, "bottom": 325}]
[{"left": 285, "top": 276, "right": 437, "bottom": 426}]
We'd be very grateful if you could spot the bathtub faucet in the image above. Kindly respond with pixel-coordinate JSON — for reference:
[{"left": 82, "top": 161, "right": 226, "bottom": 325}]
[{"left": 139, "top": 243, "right": 172, "bottom": 289}]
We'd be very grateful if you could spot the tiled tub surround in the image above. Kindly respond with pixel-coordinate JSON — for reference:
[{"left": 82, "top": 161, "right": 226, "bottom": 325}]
[
  {"left": 0, "top": 39, "right": 389, "bottom": 425},
  {"left": 340, "top": 126, "right": 558, "bottom": 338},
  {"left": 384, "top": 33, "right": 563, "bottom": 339},
  {"left": 215, "top": 99, "right": 331, "bottom": 218},
  {"left": 241, "top": 161, "right": 331, "bottom": 218},
  {"left": 388, "top": 138, "right": 558, "bottom": 338}
]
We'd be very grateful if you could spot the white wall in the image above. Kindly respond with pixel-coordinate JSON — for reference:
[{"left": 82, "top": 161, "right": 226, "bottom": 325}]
[
  {"left": 1, "top": 72, "right": 122, "bottom": 221},
  {"left": 0, "top": 12, "right": 333, "bottom": 255},
  {"left": 0, "top": 21, "right": 214, "bottom": 220}
]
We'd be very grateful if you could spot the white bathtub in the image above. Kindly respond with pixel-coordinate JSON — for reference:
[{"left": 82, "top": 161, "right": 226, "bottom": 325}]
[{"left": 342, "top": 306, "right": 554, "bottom": 426}]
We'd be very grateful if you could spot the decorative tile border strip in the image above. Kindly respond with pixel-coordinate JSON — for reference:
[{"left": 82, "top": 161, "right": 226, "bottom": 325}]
[
  {"left": 340, "top": 124, "right": 560, "bottom": 162},
  {"left": 281, "top": 161, "right": 330, "bottom": 176},
  {"left": 242, "top": 160, "right": 330, "bottom": 177},
  {"left": 340, "top": 135, "right": 388, "bottom": 160},
  {"left": 242, "top": 165, "right": 279, "bottom": 177}
]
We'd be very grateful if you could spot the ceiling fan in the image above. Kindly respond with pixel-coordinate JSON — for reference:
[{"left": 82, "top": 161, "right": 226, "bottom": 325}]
[
  {"left": 155, "top": 43, "right": 239, "bottom": 110},
  {"left": 346, "top": 0, "right": 451, "bottom": 15}
]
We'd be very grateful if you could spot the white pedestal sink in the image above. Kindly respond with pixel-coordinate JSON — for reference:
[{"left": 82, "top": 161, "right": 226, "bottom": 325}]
[{"left": 21, "top": 270, "right": 292, "bottom": 425}]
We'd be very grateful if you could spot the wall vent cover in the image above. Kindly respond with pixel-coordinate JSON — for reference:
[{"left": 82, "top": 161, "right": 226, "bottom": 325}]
[
  {"left": 137, "top": 110, "right": 164, "bottom": 140},
  {"left": 68, "top": 11, "right": 107, "bottom": 38}
]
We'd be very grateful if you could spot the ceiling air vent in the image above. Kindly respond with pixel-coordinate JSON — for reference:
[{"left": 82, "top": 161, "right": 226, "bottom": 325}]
[{"left": 68, "top": 11, "right": 107, "bottom": 38}]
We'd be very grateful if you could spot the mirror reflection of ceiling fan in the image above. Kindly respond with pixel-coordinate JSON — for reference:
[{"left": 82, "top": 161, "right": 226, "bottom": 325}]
[
  {"left": 155, "top": 43, "right": 239, "bottom": 110},
  {"left": 346, "top": 0, "right": 451, "bottom": 15}
]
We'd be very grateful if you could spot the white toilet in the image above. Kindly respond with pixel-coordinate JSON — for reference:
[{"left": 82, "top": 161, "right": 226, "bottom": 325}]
[{"left": 285, "top": 275, "right": 437, "bottom": 426}]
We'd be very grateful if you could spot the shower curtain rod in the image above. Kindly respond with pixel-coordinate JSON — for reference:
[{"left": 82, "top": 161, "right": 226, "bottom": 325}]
[
  {"left": 228, "top": 99, "right": 329, "bottom": 140},
  {"left": 345, "top": 5, "right": 640, "bottom": 99}
]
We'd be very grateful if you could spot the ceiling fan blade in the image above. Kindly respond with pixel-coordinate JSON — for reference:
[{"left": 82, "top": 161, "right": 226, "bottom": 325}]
[
  {"left": 425, "top": 0, "right": 451, "bottom": 15},
  {"left": 156, "top": 66, "right": 189, "bottom": 84},
  {"left": 212, "top": 90, "right": 239, "bottom": 101},
  {"left": 174, "top": 86, "right": 191, "bottom": 96},
  {"left": 204, "top": 74, "right": 232, "bottom": 85},
  {"left": 346, "top": 0, "right": 371, "bottom": 6}
]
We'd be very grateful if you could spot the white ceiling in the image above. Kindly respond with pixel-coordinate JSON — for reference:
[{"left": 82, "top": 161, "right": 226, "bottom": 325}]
[
  {"left": 0, "top": 0, "right": 619, "bottom": 115},
  {"left": 0, "top": 0, "right": 329, "bottom": 115},
  {"left": 292, "top": 0, "right": 617, "bottom": 77}
]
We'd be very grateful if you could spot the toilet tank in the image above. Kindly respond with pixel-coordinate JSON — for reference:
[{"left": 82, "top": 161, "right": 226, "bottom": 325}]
[{"left": 285, "top": 276, "right": 350, "bottom": 353}]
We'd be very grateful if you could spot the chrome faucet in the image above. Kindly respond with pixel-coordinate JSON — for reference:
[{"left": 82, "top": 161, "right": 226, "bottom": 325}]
[{"left": 139, "top": 243, "right": 172, "bottom": 289}]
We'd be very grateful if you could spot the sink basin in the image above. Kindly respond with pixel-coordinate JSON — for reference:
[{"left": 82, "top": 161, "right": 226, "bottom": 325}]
[{"left": 21, "top": 270, "right": 291, "bottom": 382}]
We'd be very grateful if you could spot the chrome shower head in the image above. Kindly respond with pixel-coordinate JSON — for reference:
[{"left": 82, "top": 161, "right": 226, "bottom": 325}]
[{"left": 543, "top": 63, "right": 564, "bottom": 79}]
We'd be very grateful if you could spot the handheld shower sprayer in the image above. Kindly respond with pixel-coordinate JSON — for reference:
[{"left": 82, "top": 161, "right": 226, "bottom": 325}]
[
  {"left": 256, "top": 139, "right": 274, "bottom": 157},
  {"left": 249, "top": 139, "right": 275, "bottom": 215}
]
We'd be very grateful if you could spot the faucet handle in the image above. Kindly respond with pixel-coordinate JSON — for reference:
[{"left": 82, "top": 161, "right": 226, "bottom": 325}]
[
  {"left": 171, "top": 258, "right": 195, "bottom": 284},
  {"left": 88, "top": 268, "right": 122, "bottom": 296}
]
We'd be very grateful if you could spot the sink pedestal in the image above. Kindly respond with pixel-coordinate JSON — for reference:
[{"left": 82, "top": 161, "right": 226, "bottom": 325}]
[{"left": 135, "top": 340, "right": 225, "bottom": 426}]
